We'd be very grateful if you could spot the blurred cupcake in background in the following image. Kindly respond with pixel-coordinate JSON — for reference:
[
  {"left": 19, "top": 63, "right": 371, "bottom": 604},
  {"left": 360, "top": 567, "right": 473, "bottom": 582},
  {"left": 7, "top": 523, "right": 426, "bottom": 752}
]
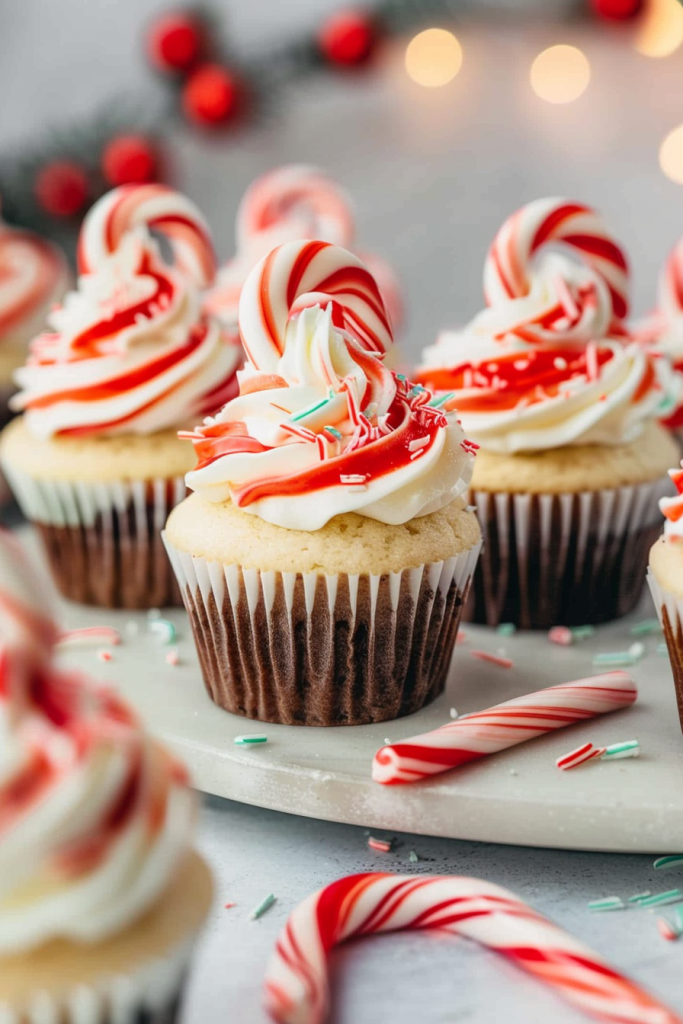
[
  {"left": 166, "top": 240, "right": 480, "bottom": 726},
  {"left": 0, "top": 184, "right": 242, "bottom": 609},
  {"left": 0, "top": 529, "right": 212, "bottom": 1024},
  {"left": 416, "top": 198, "right": 678, "bottom": 629},
  {"left": 0, "top": 205, "right": 69, "bottom": 429},
  {"left": 649, "top": 463, "right": 683, "bottom": 736},
  {"left": 204, "top": 163, "right": 404, "bottom": 343}
]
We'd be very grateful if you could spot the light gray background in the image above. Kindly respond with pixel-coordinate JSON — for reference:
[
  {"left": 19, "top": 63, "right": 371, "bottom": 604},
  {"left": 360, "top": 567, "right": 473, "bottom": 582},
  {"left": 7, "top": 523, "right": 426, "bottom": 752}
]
[{"left": 3, "top": 4, "right": 683, "bottom": 1021}]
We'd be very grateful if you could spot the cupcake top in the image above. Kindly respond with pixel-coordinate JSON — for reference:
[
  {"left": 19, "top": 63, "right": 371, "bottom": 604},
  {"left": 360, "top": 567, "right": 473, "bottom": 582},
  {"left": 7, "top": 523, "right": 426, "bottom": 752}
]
[
  {"left": 12, "top": 185, "right": 241, "bottom": 439},
  {"left": 660, "top": 462, "right": 683, "bottom": 544},
  {"left": 204, "top": 164, "right": 403, "bottom": 335},
  {"left": 183, "top": 240, "right": 475, "bottom": 532},
  {"left": 0, "top": 531, "right": 195, "bottom": 955},
  {"left": 637, "top": 238, "right": 683, "bottom": 429},
  {"left": 0, "top": 212, "right": 68, "bottom": 349},
  {"left": 417, "top": 198, "right": 675, "bottom": 454}
]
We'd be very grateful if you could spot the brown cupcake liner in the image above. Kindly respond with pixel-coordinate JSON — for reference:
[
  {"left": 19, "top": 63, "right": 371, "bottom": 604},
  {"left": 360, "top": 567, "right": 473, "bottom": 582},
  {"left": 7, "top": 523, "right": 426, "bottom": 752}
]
[
  {"left": 163, "top": 534, "right": 482, "bottom": 726},
  {"left": 467, "top": 478, "right": 671, "bottom": 629},
  {"left": 1, "top": 465, "right": 186, "bottom": 609},
  {"left": 648, "top": 570, "right": 683, "bottom": 735}
]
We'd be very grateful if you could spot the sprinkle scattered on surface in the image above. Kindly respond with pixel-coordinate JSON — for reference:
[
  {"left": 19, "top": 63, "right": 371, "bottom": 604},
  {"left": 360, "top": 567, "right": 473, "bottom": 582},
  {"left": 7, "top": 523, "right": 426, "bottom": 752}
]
[
  {"left": 470, "top": 650, "right": 513, "bottom": 669},
  {"left": 548, "top": 626, "right": 573, "bottom": 647},
  {"left": 250, "top": 893, "right": 276, "bottom": 920},
  {"left": 224, "top": 901, "right": 236, "bottom": 909},
  {"left": 449, "top": 707, "right": 459, "bottom": 720},
  {"left": 571, "top": 625, "right": 595, "bottom": 641},
  {"left": 654, "top": 856, "right": 683, "bottom": 871},
  {"left": 588, "top": 896, "right": 625, "bottom": 912},
  {"left": 556, "top": 742, "right": 605, "bottom": 771},
  {"left": 165, "top": 649, "right": 180, "bottom": 667},
  {"left": 658, "top": 916, "right": 682, "bottom": 941},
  {"left": 149, "top": 618, "right": 177, "bottom": 645},
  {"left": 628, "top": 892, "right": 652, "bottom": 903},
  {"left": 638, "top": 890, "right": 683, "bottom": 908},
  {"left": 58, "top": 627, "right": 121, "bottom": 647},
  {"left": 627, "top": 641, "right": 645, "bottom": 660},
  {"left": 368, "top": 837, "right": 393, "bottom": 853},
  {"left": 629, "top": 619, "right": 662, "bottom": 637},
  {"left": 600, "top": 739, "right": 639, "bottom": 761},
  {"left": 455, "top": 631, "right": 467, "bottom": 645},
  {"left": 592, "top": 651, "right": 638, "bottom": 668},
  {"left": 147, "top": 608, "right": 161, "bottom": 621},
  {"left": 234, "top": 734, "right": 268, "bottom": 746},
  {"left": 409, "top": 851, "right": 419, "bottom": 863},
  {"left": 96, "top": 649, "right": 113, "bottom": 662},
  {"left": 496, "top": 623, "right": 517, "bottom": 637}
]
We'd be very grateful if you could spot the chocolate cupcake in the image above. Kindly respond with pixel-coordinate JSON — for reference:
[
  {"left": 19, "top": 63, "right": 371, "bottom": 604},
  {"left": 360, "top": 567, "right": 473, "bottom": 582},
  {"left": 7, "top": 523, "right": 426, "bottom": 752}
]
[
  {"left": 649, "top": 461, "right": 683, "bottom": 734},
  {"left": 165, "top": 239, "right": 480, "bottom": 726},
  {"left": 0, "top": 531, "right": 212, "bottom": 1024},
  {"left": 0, "top": 185, "right": 241, "bottom": 609},
  {"left": 416, "top": 198, "right": 678, "bottom": 628}
]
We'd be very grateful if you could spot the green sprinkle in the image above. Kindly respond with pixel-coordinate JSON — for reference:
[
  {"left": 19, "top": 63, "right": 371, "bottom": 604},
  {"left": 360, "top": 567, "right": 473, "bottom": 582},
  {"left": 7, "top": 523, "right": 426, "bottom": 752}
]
[
  {"left": 588, "top": 896, "right": 625, "bottom": 912},
  {"left": 629, "top": 891, "right": 652, "bottom": 903},
  {"left": 149, "top": 618, "right": 177, "bottom": 645},
  {"left": 323, "top": 425, "right": 343, "bottom": 440},
  {"left": 429, "top": 391, "right": 455, "bottom": 409},
  {"left": 655, "top": 856, "right": 683, "bottom": 870},
  {"left": 601, "top": 739, "right": 639, "bottom": 760},
  {"left": 629, "top": 618, "right": 662, "bottom": 636},
  {"left": 234, "top": 734, "right": 268, "bottom": 745},
  {"left": 592, "top": 652, "right": 638, "bottom": 668},
  {"left": 250, "top": 893, "right": 276, "bottom": 920},
  {"left": 639, "top": 889, "right": 683, "bottom": 908},
  {"left": 571, "top": 625, "right": 595, "bottom": 641},
  {"left": 409, "top": 850, "right": 419, "bottom": 863},
  {"left": 396, "top": 374, "right": 407, "bottom": 381},
  {"left": 496, "top": 623, "right": 517, "bottom": 637},
  {"left": 291, "top": 397, "right": 330, "bottom": 422}
]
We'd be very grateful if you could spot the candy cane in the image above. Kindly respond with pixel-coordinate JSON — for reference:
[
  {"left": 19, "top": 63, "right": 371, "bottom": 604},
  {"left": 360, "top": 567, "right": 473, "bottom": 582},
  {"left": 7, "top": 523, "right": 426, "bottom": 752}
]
[
  {"left": 235, "top": 164, "right": 355, "bottom": 253},
  {"left": 483, "top": 197, "right": 629, "bottom": 327},
  {"left": 77, "top": 184, "right": 216, "bottom": 288},
  {"left": 238, "top": 239, "right": 393, "bottom": 371},
  {"left": 264, "top": 872, "right": 681, "bottom": 1024},
  {"left": 372, "top": 671, "right": 636, "bottom": 785}
]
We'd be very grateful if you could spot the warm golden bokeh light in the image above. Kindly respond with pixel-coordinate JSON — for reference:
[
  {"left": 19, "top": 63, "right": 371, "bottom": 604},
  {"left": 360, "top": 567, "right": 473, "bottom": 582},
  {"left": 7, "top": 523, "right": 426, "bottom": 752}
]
[
  {"left": 530, "top": 45, "right": 591, "bottom": 105},
  {"left": 636, "top": 0, "right": 683, "bottom": 58},
  {"left": 405, "top": 28, "right": 463, "bottom": 88},
  {"left": 660, "top": 124, "right": 683, "bottom": 184}
]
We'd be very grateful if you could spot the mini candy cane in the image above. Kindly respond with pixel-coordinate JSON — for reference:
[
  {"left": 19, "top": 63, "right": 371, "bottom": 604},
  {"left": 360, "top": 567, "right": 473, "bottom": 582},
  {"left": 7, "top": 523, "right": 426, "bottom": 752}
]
[
  {"left": 238, "top": 239, "right": 393, "bottom": 371},
  {"left": 372, "top": 671, "right": 636, "bottom": 785},
  {"left": 77, "top": 184, "right": 216, "bottom": 288},
  {"left": 264, "top": 872, "right": 681, "bottom": 1024},
  {"left": 483, "top": 198, "right": 629, "bottom": 331}
]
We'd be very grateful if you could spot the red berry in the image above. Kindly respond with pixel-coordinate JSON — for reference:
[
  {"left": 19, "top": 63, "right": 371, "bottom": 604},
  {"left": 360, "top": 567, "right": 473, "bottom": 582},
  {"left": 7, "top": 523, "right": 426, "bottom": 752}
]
[
  {"left": 102, "top": 134, "right": 159, "bottom": 186},
  {"left": 35, "top": 161, "right": 89, "bottom": 217},
  {"left": 319, "top": 9, "right": 376, "bottom": 67},
  {"left": 590, "top": 0, "right": 643, "bottom": 20},
  {"left": 182, "top": 64, "right": 239, "bottom": 126},
  {"left": 147, "top": 12, "right": 203, "bottom": 74}
]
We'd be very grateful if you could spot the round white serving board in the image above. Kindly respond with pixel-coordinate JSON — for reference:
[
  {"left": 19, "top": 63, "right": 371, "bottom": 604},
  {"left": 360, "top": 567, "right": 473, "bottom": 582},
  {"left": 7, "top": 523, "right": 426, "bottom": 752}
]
[{"left": 29, "top": 524, "right": 682, "bottom": 854}]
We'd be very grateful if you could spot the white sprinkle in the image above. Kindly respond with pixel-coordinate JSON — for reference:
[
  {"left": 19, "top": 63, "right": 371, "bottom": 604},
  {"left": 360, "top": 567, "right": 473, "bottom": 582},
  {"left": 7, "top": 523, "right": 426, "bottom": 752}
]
[
  {"left": 147, "top": 608, "right": 161, "bottom": 621},
  {"left": 340, "top": 473, "right": 367, "bottom": 485},
  {"left": 628, "top": 641, "right": 645, "bottom": 660},
  {"left": 553, "top": 356, "right": 568, "bottom": 371},
  {"left": 408, "top": 436, "right": 430, "bottom": 452},
  {"left": 449, "top": 707, "right": 459, "bottom": 720}
]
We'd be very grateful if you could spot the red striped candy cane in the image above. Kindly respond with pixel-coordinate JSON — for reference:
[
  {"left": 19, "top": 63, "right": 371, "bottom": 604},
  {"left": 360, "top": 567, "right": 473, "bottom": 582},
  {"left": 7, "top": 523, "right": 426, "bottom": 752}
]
[
  {"left": 77, "top": 184, "right": 216, "bottom": 288},
  {"left": 238, "top": 239, "right": 393, "bottom": 371},
  {"left": 264, "top": 872, "right": 681, "bottom": 1024},
  {"left": 372, "top": 671, "right": 636, "bottom": 785}
]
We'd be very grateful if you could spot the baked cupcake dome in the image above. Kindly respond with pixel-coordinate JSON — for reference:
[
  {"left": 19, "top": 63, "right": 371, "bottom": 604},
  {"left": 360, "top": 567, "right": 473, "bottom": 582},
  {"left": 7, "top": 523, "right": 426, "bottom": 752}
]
[
  {"left": 165, "top": 239, "right": 481, "bottom": 726},
  {"left": 417, "top": 198, "right": 678, "bottom": 628},
  {"left": 0, "top": 184, "right": 242, "bottom": 610}
]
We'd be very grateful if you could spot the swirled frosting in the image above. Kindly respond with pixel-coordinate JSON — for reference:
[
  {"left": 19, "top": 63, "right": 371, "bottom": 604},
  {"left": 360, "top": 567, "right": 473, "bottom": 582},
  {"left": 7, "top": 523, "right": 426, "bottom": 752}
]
[
  {"left": 660, "top": 462, "right": 683, "bottom": 543},
  {"left": 0, "top": 534, "right": 195, "bottom": 954},
  {"left": 637, "top": 238, "right": 683, "bottom": 429},
  {"left": 417, "top": 199, "right": 673, "bottom": 453},
  {"left": 12, "top": 232, "right": 241, "bottom": 438},
  {"left": 0, "top": 220, "right": 68, "bottom": 349},
  {"left": 184, "top": 302, "right": 474, "bottom": 531}
]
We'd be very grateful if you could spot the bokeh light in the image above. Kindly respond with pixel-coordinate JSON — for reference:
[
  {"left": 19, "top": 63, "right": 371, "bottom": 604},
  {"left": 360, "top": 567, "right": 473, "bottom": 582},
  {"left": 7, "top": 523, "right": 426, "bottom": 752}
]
[
  {"left": 660, "top": 124, "right": 683, "bottom": 184},
  {"left": 405, "top": 28, "right": 463, "bottom": 88},
  {"left": 636, "top": 0, "right": 683, "bottom": 58},
  {"left": 530, "top": 45, "right": 591, "bottom": 105}
]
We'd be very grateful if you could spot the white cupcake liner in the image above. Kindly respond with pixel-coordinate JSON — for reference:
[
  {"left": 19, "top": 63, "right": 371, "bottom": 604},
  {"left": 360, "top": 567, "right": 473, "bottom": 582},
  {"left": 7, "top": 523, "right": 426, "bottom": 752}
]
[
  {"left": 1, "top": 463, "right": 186, "bottom": 609},
  {"left": 0, "top": 931, "right": 198, "bottom": 1024},
  {"left": 469, "top": 476, "right": 671, "bottom": 629},
  {"left": 163, "top": 531, "right": 482, "bottom": 726}
]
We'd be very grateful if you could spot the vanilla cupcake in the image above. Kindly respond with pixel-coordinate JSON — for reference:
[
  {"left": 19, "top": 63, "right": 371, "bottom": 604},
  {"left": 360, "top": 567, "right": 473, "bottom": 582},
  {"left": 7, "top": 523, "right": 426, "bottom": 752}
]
[
  {"left": 0, "top": 531, "right": 212, "bottom": 1024},
  {"left": 0, "top": 213, "right": 69, "bottom": 429},
  {"left": 649, "top": 463, "right": 683, "bottom": 734},
  {"left": 165, "top": 240, "right": 480, "bottom": 726},
  {"left": 0, "top": 185, "right": 242, "bottom": 609},
  {"left": 417, "top": 198, "right": 678, "bottom": 628}
]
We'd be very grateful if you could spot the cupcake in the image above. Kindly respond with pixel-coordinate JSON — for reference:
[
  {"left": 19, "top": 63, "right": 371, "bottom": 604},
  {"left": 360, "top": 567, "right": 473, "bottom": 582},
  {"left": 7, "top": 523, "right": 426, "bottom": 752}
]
[
  {"left": 0, "top": 530, "right": 212, "bottom": 1024},
  {"left": 165, "top": 239, "right": 481, "bottom": 726},
  {"left": 204, "top": 163, "right": 403, "bottom": 338},
  {"left": 416, "top": 198, "right": 679, "bottom": 628},
  {"left": 0, "top": 211, "right": 68, "bottom": 429},
  {"left": 0, "top": 185, "right": 242, "bottom": 609},
  {"left": 649, "top": 463, "right": 683, "bottom": 733}
]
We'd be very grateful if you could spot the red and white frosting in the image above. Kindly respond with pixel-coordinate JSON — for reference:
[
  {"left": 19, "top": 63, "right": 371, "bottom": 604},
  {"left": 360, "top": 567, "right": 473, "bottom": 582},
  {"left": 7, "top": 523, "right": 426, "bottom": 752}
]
[
  {"left": 184, "top": 240, "right": 474, "bottom": 531},
  {"left": 264, "top": 872, "right": 682, "bottom": 1024},
  {"left": 204, "top": 164, "right": 403, "bottom": 334},
  {"left": 0, "top": 216, "right": 68, "bottom": 350},
  {"left": 418, "top": 199, "right": 671, "bottom": 453},
  {"left": 637, "top": 238, "right": 683, "bottom": 430},
  {"left": 660, "top": 461, "right": 683, "bottom": 543},
  {"left": 0, "top": 530, "right": 195, "bottom": 954},
  {"left": 12, "top": 185, "right": 241, "bottom": 439}
]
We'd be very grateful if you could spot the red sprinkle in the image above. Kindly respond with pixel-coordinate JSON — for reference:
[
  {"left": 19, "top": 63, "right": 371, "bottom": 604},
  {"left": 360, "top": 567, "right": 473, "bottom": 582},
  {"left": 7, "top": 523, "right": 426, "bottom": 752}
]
[
  {"left": 470, "top": 650, "right": 513, "bottom": 669},
  {"left": 97, "top": 649, "right": 113, "bottom": 662},
  {"left": 455, "top": 631, "right": 468, "bottom": 645},
  {"left": 166, "top": 650, "right": 180, "bottom": 666},
  {"left": 548, "top": 626, "right": 573, "bottom": 647},
  {"left": 658, "top": 917, "right": 680, "bottom": 941},
  {"left": 368, "top": 837, "right": 392, "bottom": 853},
  {"left": 224, "top": 901, "right": 236, "bottom": 909}
]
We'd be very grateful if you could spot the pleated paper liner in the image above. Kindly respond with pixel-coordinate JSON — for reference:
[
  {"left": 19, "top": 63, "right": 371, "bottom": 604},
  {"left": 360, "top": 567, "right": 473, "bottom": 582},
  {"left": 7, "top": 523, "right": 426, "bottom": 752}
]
[
  {"left": 648, "top": 569, "right": 683, "bottom": 735},
  {"left": 467, "top": 477, "right": 671, "bottom": 629},
  {"left": 1, "top": 463, "right": 187, "bottom": 609},
  {"left": 163, "top": 533, "right": 482, "bottom": 727}
]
